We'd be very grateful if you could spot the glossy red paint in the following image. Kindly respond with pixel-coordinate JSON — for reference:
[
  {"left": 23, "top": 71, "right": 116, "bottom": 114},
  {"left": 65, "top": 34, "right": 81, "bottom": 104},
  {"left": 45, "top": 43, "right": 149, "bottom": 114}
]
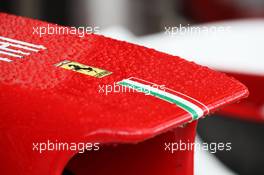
[{"left": 0, "top": 13, "right": 248, "bottom": 175}]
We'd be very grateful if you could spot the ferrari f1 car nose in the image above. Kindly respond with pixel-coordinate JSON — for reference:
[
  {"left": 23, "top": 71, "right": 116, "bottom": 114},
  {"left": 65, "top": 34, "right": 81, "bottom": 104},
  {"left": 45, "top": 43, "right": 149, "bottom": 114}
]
[{"left": 0, "top": 13, "right": 248, "bottom": 175}]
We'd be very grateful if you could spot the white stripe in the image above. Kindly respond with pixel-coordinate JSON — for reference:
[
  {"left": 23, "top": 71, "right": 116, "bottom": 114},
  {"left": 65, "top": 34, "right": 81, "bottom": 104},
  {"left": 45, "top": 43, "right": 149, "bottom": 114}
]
[
  {"left": 0, "top": 36, "right": 46, "bottom": 50},
  {"left": 0, "top": 57, "right": 12, "bottom": 62},
  {"left": 0, "top": 50, "right": 22, "bottom": 58},
  {"left": 128, "top": 77, "right": 210, "bottom": 113},
  {"left": 0, "top": 46, "right": 30, "bottom": 55},
  {"left": 0, "top": 41, "right": 39, "bottom": 52},
  {"left": 122, "top": 79, "right": 204, "bottom": 118}
]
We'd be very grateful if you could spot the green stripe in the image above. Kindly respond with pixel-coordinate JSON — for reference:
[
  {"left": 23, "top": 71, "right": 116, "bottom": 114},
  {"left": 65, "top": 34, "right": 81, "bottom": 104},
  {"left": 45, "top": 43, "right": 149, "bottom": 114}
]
[{"left": 118, "top": 81, "right": 199, "bottom": 119}]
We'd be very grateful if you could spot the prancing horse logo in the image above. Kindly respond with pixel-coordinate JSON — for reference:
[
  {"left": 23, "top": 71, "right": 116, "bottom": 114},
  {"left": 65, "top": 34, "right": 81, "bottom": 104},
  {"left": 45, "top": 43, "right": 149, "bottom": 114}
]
[
  {"left": 55, "top": 60, "right": 112, "bottom": 78},
  {"left": 68, "top": 64, "right": 98, "bottom": 74}
]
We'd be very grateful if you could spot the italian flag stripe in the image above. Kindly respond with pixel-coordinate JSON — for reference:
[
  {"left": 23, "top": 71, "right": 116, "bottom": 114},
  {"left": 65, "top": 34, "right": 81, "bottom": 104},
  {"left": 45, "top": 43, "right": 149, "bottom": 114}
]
[{"left": 117, "top": 78, "right": 205, "bottom": 120}]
